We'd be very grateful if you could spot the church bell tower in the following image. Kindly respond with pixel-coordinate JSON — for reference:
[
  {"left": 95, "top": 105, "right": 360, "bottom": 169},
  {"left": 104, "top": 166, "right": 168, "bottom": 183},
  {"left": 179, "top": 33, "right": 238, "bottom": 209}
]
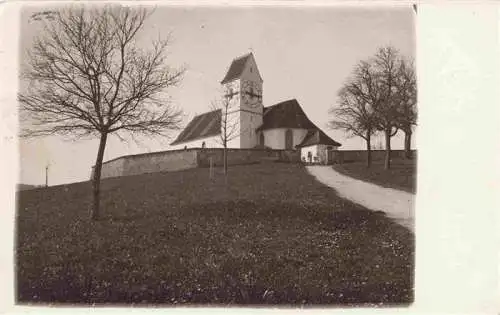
[{"left": 220, "top": 53, "right": 263, "bottom": 148}]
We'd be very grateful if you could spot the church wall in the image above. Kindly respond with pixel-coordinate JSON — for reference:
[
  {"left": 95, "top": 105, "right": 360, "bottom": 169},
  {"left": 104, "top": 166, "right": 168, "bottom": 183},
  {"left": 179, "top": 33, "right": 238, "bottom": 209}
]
[
  {"left": 226, "top": 135, "right": 241, "bottom": 149},
  {"left": 262, "top": 129, "right": 284, "bottom": 149},
  {"left": 292, "top": 129, "right": 309, "bottom": 148},
  {"left": 239, "top": 111, "right": 263, "bottom": 148},
  {"left": 225, "top": 110, "right": 242, "bottom": 148},
  {"left": 263, "top": 128, "right": 308, "bottom": 150},
  {"left": 317, "top": 144, "right": 329, "bottom": 164},
  {"left": 238, "top": 54, "right": 263, "bottom": 148}
]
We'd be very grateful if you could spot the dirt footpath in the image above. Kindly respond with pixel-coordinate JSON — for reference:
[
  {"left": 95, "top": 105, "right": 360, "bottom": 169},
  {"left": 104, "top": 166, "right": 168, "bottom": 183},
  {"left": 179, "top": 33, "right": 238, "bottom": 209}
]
[{"left": 307, "top": 166, "right": 414, "bottom": 232}]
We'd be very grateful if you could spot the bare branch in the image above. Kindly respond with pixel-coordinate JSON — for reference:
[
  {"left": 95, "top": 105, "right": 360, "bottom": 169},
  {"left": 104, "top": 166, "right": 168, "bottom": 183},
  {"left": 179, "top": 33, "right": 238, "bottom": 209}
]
[
  {"left": 20, "top": 5, "right": 187, "bottom": 219},
  {"left": 210, "top": 86, "right": 241, "bottom": 147},
  {"left": 329, "top": 63, "right": 378, "bottom": 141},
  {"left": 20, "top": 5, "right": 185, "bottom": 141}
]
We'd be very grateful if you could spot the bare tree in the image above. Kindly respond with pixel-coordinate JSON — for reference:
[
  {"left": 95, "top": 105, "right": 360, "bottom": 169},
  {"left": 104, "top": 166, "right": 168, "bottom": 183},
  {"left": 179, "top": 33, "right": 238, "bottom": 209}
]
[
  {"left": 19, "top": 6, "right": 185, "bottom": 220},
  {"left": 331, "top": 46, "right": 415, "bottom": 169},
  {"left": 210, "top": 86, "right": 240, "bottom": 175},
  {"left": 371, "top": 46, "right": 405, "bottom": 170},
  {"left": 394, "top": 58, "right": 417, "bottom": 159},
  {"left": 329, "top": 61, "right": 378, "bottom": 167}
]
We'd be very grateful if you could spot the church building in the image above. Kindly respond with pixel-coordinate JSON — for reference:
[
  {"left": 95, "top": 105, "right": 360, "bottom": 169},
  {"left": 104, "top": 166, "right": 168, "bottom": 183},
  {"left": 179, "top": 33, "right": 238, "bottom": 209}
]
[{"left": 170, "top": 53, "right": 341, "bottom": 163}]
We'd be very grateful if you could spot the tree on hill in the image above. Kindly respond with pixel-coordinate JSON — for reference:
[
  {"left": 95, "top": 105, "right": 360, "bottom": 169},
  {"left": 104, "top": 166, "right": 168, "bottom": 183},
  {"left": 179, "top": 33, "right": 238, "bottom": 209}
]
[
  {"left": 370, "top": 46, "right": 417, "bottom": 168},
  {"left": 210, "top": 84, "right": 261, "bottom": 175},
  {"left": 331, "top": 46, "right": 416, "bottom": 169},
  {"left": 19, "top": 6, "right": 185, "bottom": 220},
  {"left": 369, "top": 46, "right": 403, "bottom": 170},
  {"left": 394, "top": 58, "right": 417, "bottom": 159},
  {"left": 210, "top": 86, "right": 241, "bottom": 175},
  {"left": 329, "top": 61, "right": 378, "bottom": 168}
]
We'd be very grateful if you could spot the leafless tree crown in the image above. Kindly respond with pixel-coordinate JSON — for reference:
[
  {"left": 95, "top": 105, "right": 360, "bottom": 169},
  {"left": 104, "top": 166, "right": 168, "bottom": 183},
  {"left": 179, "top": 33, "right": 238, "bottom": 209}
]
[
  {"left": 20, "top": 6, "right": 185, "bottom": 140},
  {"left": 331, "top": 46, "right": 416, "bottom": 139},
  {"left": 211, "top": 85, "right": 241, "bottom": 146},
  {"left": 329, "top": 60, "right": 379, "bottom": 140}
]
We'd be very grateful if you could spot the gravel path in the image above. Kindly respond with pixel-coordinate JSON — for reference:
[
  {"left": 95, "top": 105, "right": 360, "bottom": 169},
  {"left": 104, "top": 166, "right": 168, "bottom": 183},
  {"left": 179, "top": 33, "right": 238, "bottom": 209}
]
[{"left": 307, "top": 166, "right": 414, "bottom": 232}]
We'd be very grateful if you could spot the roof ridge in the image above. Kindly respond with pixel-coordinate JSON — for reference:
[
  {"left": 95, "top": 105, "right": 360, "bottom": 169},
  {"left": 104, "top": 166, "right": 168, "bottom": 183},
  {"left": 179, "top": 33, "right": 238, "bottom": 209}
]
[
  {"left": 220, "top": 53, "right": 254, "bottom": 84},
  {"left": 264, "top": 98, "right": 298, "bottom": 109},
  {"left": 171, "top": 109, "right": 222, "bottom": 145},
  {"left": 193, "top": 108, "right": 220, "bottom": 118},
  {"left": 232, "top": 52, "right": 253, "bottom": 61}
]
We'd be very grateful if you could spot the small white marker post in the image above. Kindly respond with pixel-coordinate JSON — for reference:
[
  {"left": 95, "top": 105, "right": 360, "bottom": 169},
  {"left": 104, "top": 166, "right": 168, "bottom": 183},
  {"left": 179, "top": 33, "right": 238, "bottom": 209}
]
[
  {"left": 45, "top": 163, "right": 50, "bottom": 187},
  {"left": 209, "top": 157, "right": 213, "bottom": 179}
]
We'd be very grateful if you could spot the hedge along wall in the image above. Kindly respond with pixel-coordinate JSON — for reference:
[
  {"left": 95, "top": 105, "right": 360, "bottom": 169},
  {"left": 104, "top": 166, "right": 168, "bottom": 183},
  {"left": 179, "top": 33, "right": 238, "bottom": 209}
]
[{"left": 335, "top": 149, "right": 416, "bottom": 163}]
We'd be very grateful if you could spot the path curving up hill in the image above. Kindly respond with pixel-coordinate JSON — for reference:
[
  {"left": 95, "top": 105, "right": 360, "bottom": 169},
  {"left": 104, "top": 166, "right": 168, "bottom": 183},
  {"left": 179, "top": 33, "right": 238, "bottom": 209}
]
[{"left": 307, "top": 166, "right": 415, "bottom": 232}]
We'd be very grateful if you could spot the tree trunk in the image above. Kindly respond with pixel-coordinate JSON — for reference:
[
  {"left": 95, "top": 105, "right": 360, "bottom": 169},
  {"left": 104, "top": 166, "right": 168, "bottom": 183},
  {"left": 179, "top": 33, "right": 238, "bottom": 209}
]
[
  {"left": 384, "top": 129, "right": 391, "bottom": 170},
  {"left": 223, "top": 145, "right": 228, "bottom": 175},
  {"left": 404, "top": 130, "right": 412, "bottom": 159},
  {"left": 366, "top": 132, "right": 372, "bottom": 168},
  {"left": 91, "top": 132, "right": 108, "bottom": 221}
]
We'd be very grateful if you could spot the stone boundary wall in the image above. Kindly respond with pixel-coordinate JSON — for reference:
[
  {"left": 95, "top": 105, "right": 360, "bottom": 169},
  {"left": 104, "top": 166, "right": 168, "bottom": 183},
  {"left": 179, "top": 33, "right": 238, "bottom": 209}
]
[
  {"left": 98, "top": 157, "right": 126, "bottom": 179},
  {"left": 92, "top": 148, "right": 301, "bottom": 179},
  {"left": 335, "top": 149, "right": 416, "bottom": 163},
  {"left": 122, "top": 149, "right": 198, "bottom": 177}
]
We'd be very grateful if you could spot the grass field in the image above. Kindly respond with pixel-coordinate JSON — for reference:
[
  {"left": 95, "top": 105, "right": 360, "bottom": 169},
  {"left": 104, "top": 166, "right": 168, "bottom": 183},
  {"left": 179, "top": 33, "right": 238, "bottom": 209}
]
[
  {"left": 333, "top": 159, "right": 416, "bottom": 194},
  {"left": 16, "top": 162, "right": 414, "bottom": 306}
]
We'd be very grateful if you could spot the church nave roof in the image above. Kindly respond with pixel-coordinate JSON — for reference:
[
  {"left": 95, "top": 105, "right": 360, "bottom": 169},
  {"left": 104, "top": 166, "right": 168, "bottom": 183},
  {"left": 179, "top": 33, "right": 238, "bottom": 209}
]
[
  {"left": 257, "top": 99, "right": 317, "bottom": 131},
  {"left": 170, "top": 109, "right": 221, "bottom": 146}
]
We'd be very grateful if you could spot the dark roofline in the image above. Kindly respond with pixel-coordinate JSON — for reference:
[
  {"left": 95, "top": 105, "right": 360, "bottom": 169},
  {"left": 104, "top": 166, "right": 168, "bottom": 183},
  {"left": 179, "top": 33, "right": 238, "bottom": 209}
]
[
  {"left": 257, "top": 98, "right": 317, "bottom": 131},
  {"left": 220, "top": 52, "right": 263, "bottom": 84},
  {"left": 170, "top": 109, "right": 221, "bottom": 146},
  {"left": 170, "top": 133, "right": 221, "bottom": 146},
  {"left": 295, "top": 128, "right": 342, "bottom": 148},
  {"left": 262, "top": 98, "right": 293, "bottom": 111},
  {"left": 220, "top": 52, "right": 252, "bottom": 83}
]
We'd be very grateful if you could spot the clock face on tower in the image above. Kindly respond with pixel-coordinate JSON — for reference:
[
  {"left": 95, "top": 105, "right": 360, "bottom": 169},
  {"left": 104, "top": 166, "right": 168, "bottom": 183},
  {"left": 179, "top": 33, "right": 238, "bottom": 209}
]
[{"left": 241, "top": 80, "right": 262, "bottom": 108}]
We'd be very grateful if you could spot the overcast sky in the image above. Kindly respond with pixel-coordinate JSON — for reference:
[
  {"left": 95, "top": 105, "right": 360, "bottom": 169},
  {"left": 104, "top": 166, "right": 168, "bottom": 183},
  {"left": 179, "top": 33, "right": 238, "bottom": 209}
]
[{"left": 19, "top": 4, "right": 415, "bottom": 186}]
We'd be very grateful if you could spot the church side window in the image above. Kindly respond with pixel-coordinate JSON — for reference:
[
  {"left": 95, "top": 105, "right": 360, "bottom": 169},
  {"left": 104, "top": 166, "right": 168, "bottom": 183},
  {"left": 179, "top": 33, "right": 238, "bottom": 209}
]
[
  {"left": 260, "top": 132, "right": 265, "bottom": 146},
  {"left": 285, "top": 129, "right": 293, "bottom": 150}
]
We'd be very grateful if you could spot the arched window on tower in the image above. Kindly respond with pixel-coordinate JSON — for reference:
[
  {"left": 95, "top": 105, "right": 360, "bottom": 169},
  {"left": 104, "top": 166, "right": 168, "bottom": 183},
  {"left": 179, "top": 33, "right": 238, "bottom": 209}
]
[{"left": 285, "top": 129, "right": 293, "bottom": 150}]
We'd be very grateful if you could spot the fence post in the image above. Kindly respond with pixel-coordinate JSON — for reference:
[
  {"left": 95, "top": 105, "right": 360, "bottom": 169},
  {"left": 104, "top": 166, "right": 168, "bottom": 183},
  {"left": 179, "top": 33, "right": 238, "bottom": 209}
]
[{"left": 209, "top": 157, "right": 213, "bottom": 179}]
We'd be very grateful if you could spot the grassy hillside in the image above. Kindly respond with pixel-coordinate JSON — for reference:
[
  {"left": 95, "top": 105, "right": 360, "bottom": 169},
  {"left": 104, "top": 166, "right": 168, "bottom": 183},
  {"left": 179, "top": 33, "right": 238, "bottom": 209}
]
[
  {"left": 333, "top": 159, "right": 416, "bottom": 194},
  {"left": 16, "top": 162, "right": 414, "bottom": 306}
]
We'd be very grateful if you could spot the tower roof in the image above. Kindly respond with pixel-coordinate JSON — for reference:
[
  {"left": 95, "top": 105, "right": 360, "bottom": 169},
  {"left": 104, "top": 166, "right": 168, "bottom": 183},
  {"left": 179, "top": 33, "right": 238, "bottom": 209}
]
[{"left": 220, "top": 53, "right": 253, "bottom": 84}]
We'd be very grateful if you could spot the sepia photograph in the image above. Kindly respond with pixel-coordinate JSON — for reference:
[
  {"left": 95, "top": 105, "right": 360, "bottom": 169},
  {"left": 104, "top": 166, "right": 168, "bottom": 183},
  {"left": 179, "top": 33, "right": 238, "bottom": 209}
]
[{"left": 15, "top": 3, "right": 417, "bottom": 306}]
